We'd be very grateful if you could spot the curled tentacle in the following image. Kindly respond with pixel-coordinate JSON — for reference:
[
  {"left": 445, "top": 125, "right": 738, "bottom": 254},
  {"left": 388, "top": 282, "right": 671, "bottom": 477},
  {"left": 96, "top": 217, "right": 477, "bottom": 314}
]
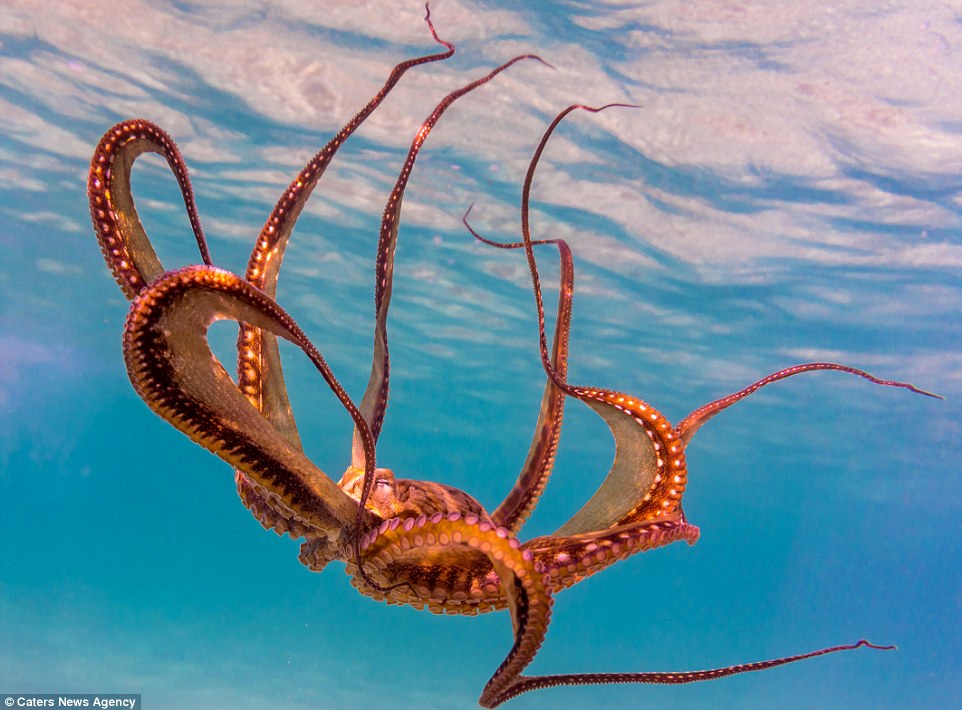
[
  {"left": 123, "top": 265, "right": 379, "bottom": 551},
  {"left": 88, "top": 119, "right": 211, "bottom": 300},
  {"left": 473, "top": 103, "right": 909, "bottom": 702},
  {"left": 353, "top": 511, "right": 552, "bottom": 708},
  {"left": 676, "top": 362, "right": 942, "bottom": 444}
]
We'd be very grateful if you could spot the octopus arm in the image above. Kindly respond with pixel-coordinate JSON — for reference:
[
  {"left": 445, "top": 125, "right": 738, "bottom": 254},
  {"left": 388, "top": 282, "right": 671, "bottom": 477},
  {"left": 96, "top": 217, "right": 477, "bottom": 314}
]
[{"left": 123, "top": 265, "right": 380, "bottom": 541}]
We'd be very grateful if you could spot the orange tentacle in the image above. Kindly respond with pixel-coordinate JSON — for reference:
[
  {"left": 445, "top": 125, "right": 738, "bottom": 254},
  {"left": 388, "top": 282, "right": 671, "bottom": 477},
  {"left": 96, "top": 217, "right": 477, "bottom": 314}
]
[{"left": 526, "top": 514, "right": 699, "bottom": 591}]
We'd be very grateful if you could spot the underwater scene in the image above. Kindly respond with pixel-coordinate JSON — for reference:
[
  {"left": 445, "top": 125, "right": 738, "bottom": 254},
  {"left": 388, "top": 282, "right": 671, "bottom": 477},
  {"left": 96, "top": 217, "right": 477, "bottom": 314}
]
[{"left": 1, "top": 1, "right": 960, "bottom": 708}]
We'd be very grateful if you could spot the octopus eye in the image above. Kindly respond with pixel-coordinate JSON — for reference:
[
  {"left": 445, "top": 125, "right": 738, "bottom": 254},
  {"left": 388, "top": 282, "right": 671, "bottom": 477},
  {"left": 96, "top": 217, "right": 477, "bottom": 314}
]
[{"left": 371, "top": 476, "right": 396, "bottom": 509}]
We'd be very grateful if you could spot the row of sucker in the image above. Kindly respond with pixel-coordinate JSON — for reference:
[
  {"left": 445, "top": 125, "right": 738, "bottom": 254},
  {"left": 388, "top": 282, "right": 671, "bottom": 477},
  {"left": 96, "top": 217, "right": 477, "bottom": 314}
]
[
  {"left": 353, "top": 511, "right": 555, "bottom": 707},
  {"left": 526, "top": 516, "right": 699, "bottom": 591},
  {"left": 122, "top": 267, "right": 376, "bottom": 543}
]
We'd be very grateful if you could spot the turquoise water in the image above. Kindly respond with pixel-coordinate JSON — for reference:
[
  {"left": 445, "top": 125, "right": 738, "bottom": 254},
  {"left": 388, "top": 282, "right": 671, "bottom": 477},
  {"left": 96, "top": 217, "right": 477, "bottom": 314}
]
[{"left": 2, "top": 1, "right": 960, "bottom": 708}]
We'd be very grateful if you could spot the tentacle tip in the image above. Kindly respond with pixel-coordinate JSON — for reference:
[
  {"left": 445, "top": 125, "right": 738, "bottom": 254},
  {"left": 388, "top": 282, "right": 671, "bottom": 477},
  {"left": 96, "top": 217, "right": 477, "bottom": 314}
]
[
  {"left": 461, "top": 206, "right": 500, "bottom": 247},
  {"left": 858, "top": 640, "right": 898, "bottom": 652},
  {"left": 601, "top": 102, "right": 642, "bottom": 111},
  {"left": 576, "top": 102, "right": 642, "bottom": 115},
  {"left": 911, "top": 385, "right": 943, "bottom": 400},
  {"left": 422, "top": 2, "right": 454, "bottom": 54},
  {"left": 516, "top": 54, "right": 554, "bottom": 71}
]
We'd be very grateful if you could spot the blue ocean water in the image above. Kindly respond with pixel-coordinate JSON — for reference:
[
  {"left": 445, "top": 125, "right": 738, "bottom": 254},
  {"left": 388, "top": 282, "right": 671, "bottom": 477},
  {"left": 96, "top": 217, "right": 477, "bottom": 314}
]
[{"left": 1, "top": 1, "right": 960, "bottom": 708}]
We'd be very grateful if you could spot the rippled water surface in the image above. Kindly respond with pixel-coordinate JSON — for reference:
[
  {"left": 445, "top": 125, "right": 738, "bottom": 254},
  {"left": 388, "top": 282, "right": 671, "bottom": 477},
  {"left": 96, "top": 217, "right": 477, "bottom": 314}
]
[{"left": 1, "top": 1, "right": 960, "bottom": 708}]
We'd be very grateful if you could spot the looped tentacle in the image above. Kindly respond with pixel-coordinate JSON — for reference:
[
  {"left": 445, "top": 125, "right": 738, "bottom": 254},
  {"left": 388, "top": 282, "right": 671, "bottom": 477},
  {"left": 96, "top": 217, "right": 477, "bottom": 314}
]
[
  {"left": 676, "top": 362, "right": 942, "bottom": 445},
  {"left": 122, "top": 265, "right": 379, "bottom": 550},
  {"left": 88, "top": 119, "right": 212, "bottom": 300}
]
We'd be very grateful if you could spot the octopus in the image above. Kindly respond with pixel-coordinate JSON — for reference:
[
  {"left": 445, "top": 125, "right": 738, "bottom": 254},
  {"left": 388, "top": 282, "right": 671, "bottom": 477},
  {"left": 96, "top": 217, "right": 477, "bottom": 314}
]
[{"left": 87, "top": 8, "right": 937, "bottom": 707}]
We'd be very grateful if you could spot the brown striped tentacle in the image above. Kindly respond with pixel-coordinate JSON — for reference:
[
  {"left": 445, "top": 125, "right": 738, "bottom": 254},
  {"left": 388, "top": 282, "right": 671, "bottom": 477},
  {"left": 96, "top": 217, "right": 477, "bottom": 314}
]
[
  {"left": 490, "top": 640, "right": 896, "bottom": 706},
  {"left": 349, "top": 52, "right": 550, "bottom": 521},
  {"left": 675, "top": 362, "right": 942, "bottom": 445},
  {"left": 353, "top": 512, "right": 553, "bottom": 708},
  {"left": 88, "top": 119, "right": 211, "bottom": 300},
  {"left": 461, "top": 206, "right": 570, "bottom": 534},
  {"left": 122, "top": 265, "right": 380, "bottom": 554}
]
